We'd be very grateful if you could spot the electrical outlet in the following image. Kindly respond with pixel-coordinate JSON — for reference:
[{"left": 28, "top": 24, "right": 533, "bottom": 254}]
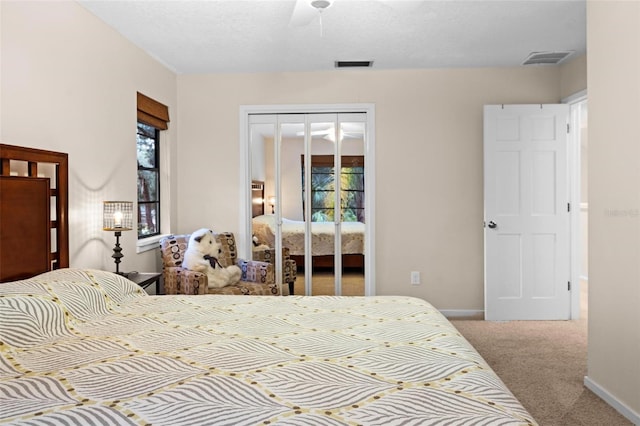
[{"left": 411, "top": 271, "right": 420, "bottom": 285}]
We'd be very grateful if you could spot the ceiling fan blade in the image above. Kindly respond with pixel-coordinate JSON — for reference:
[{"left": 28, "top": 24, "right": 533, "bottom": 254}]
[
  {"left": 289, "top": 0, "right": 318, "bottom": 27},
  {"left": 341, "top": 132, "right": 362, "bottom": 139}
]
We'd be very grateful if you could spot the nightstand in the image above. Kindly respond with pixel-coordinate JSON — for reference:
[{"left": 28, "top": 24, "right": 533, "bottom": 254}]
[{"left": 127, "top": 272, "right": 162, "bottom": 294}]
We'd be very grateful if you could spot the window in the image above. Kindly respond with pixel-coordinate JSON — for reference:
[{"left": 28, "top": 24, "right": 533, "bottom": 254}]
[
  {"left": 137, "top": 122, "right": 160, "bottom": 238},
  {"left": 136, "top": 92, "right": 169, "bottom": 239},
  {"left": 302, "top": 155, "right": 364, "bottom": 222}
]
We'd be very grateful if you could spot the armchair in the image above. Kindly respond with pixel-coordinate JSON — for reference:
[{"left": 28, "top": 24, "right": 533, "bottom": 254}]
[
  {"left": 252, "top": 246, "right": 297, "bottom": 295},
  {"left": 159, "top": 232, "right": 289, "bottom": 296}
]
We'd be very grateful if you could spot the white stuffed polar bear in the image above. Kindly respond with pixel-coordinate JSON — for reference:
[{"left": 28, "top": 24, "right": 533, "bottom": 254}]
[{"left": 182, "top": 228, "right": 242, "bottom": 289}]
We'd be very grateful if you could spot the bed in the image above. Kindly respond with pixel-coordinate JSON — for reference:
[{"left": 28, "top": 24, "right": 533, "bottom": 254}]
[
  {"left": 1, "top": 269, "right": 535, "bottom": 425},
  {"left": 252, "top": 214, "right": 365, "bottom": 270},
  {"left": 0, "top": 145, "right": 536, "bottom": 425}
]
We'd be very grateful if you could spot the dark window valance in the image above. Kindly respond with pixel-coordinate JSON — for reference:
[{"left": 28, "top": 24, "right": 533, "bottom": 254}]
[
  {"left": 137, "top": 92, "right": 169, "bottom": 130},
  {"left": 305, "top": 155, "right": 364, "bottom": 167}
]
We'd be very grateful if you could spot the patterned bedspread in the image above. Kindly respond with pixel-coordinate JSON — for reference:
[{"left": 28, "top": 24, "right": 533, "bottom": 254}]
[
  {"left": 0, "top": 269, "right": 535, "bottom": 425},
  {"left": 252, "top": 215, "right": 365, "bottom": 256}
]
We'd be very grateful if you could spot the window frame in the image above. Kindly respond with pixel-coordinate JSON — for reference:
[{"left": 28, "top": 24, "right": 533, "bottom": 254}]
[
  {"left": 137, "top": 122, "right": 161, "bottom": 239},
  {"left": 302, "top": 154, "right": 365, "bottom": 222}
]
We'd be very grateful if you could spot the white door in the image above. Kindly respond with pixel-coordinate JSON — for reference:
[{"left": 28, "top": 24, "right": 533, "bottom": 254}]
[{"left": 484, "top": 104, "right": 571, "bottom": 320}]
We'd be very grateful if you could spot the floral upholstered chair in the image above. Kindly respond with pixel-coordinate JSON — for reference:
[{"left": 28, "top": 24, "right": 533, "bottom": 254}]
[
  {"left": 252, "top": 246, "right": 297, "bottom": 295},
  {"left": 159, "top": 232, "right": 290, "bottom": 296}
]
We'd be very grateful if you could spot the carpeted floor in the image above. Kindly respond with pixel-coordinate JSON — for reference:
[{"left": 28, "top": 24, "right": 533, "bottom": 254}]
[
  {"left": 292, "top": 270, "right": 365, "bottom": 296},
  {"left": 451, "top": 282, "right": 632, "bottom": 426}
]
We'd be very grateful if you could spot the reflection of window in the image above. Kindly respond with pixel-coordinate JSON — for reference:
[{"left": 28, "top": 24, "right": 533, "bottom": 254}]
[
  {"left": 137, "top": 122, "right": 160, "bottom": 238},
  {"left": 302, "top": 155, "right": 364, "bottom": 222}
]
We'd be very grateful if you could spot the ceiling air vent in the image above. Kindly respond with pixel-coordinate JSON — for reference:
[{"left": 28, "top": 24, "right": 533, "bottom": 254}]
[
  {"left": 522, "top": 51, "right": 574, "bottom": 66},
  {"left": 335, "top": 61, "right": 374, "bottom": 68}
]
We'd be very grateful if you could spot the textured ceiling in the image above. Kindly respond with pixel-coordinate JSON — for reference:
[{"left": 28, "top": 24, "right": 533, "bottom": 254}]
[{"left": 78, "top": 0, "right": 586, "bottom": 74}]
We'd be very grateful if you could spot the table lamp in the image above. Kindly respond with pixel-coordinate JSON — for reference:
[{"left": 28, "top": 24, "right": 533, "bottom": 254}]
[{"left": 103, "top": 201, "right": 133, "bottom": 275}]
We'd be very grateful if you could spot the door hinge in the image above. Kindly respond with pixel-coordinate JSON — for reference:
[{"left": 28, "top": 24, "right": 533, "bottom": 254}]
[
  {"left": 567, "top": 123, "right": 570, "bottom": 133},
  {"left": 568, "top": 281, "right": 571, "bottom": 291},
  {"left": 568, "top": 202, "right": 571, "bottom": 212}
]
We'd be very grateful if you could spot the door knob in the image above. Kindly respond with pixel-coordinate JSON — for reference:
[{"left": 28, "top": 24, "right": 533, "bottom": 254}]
[{"left": 487, "top": 221, "right": 497, "bottom": 229}]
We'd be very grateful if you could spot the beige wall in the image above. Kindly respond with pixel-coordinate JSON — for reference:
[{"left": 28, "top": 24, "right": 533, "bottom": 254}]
[
  {"left": 560, "top": 54, "right": 587, "bottom": 99},
  {"left": 587, "top": 1, "right": 640, "bottom": 419},
  {"left": 177, "top": 67, "right": 563, "bottom": 310},
  {"left": 1, "top": 0, "right": 178, "bottom": 275}
]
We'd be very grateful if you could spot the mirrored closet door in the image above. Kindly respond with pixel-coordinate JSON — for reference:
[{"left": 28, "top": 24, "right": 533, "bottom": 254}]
[{"left": 247, "top": 111, "right": 370, "bottom": 296}]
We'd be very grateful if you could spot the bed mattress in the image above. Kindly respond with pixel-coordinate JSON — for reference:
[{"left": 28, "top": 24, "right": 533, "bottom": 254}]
[
  {"left": 253, "top": 215, "right": 365, "bottom": 256},
  {"left": 0, "top": 269, "right": 535, "bottom": 425}
]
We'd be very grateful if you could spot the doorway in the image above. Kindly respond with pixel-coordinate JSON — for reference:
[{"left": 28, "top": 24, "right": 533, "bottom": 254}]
[
  {"left": 568, "top": 94, "right": 588, "bottom": 319},
  {"left": 483, "top": 97, "right": 587, "bottom": 320},
  {"left": 239, "top": 104, "right": 376, "bottom": 296}
]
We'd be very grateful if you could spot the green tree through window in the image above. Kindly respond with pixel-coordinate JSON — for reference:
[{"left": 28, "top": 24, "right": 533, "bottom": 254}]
[
  {"left": 302, "top": 155, "right": 364, "bottom": 222},
  {"left": 137, "top": 122, "right": 160, "bottom": 237}
]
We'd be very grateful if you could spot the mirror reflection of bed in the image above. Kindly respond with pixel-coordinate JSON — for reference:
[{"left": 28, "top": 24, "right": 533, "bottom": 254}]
[
  {"left": 250, "top": 117, "right": 367, "bottom": 296},
  {"left": 251, "top": 184, "right": 365, "bottom": 296}
]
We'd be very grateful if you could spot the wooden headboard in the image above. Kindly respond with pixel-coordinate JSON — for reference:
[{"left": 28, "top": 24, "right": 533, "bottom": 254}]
[{"left": 0, "top": 144, "right": 69, "bottom": 282}]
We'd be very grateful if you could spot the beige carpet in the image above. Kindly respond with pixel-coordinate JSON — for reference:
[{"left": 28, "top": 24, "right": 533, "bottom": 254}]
[
  {"left": 292, "top": 271, "right": 365, "bottom": 296},
  {"left": 451, "top": 282, "right": 632, "bottom": 426}
]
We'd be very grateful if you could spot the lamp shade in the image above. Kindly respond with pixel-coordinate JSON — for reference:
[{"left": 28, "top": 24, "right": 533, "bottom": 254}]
[{"left": 103, "top": 201, "right": 133, "bottom": 231}]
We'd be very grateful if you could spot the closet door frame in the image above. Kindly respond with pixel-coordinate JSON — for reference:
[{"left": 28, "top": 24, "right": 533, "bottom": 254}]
[{"left": 239, "top": 103, "right": 376, "bottom": 296}]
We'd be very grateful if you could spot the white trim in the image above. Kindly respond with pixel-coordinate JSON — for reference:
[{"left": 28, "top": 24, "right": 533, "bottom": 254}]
[
  {"left": 136, "top": 233, "right": 168, "bottom": 253},
  {"left": 562, "top": 89, "right": 587, "bottom": 104},
  {"left": 584, "top": 376, "right": 640, "bottom": 425},
  {"left": 364, "top": 109, "right": 376, "bottom": 296},
  {"left": 136, "top": 129, "right": 172, "bottom": 254},
  {"left": 159, "top": 130, "right": 172, "bottom": 247},
  {"left": 239, "top": 103, "right": 376, "bottom": 296},
  {"left": 568, "top": 100, "right": 581, "bottom": 319},
  {"left": 238, "top": 109, "right": 252, "bottom": 260},
  {"left": 564, "top": 92, "right": 587, "bottom": 320},
  {"left": 440, "top": 309, "right": 484, "bottom": 319}
]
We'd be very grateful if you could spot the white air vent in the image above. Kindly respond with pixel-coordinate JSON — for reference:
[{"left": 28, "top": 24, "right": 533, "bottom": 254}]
[{"left": 522, "top": 51, "right": 574, "bottom": 66}]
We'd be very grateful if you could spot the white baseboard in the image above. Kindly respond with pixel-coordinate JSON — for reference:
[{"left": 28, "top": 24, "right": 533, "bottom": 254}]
[
  {"left": 440, "top": 309, "right": 484, "bottom": 319},
  {"left": 584, "top": 376, "right": 640, "bottom": 425}
]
